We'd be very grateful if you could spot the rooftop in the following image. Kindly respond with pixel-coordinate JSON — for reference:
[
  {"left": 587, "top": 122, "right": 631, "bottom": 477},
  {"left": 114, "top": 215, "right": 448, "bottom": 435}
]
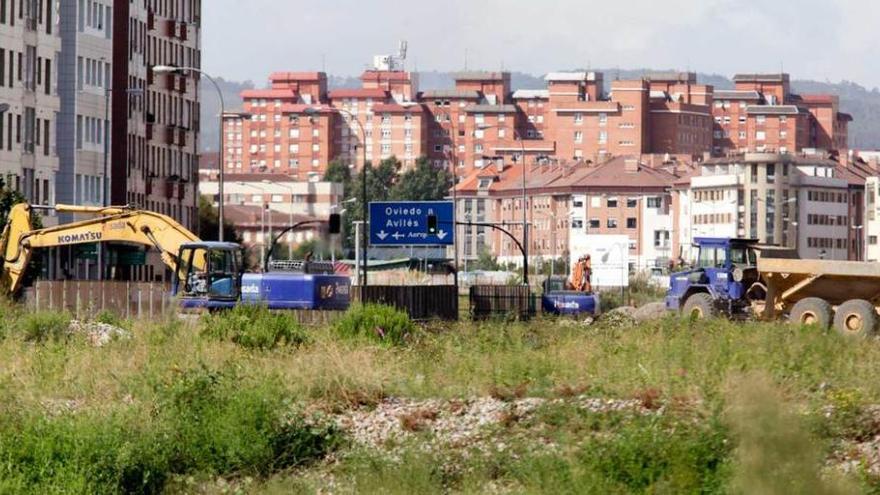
[
  {"left": 733, "top": 73, "right": 790, "bottom": 83},
  {"left": 465, "top": 104, "right": 518, "bottom": 114},
  {"left": 745, "top": 105, "right": 803, "bottom": 115},
  {"left": 643, "top": 71, "right": 697, "bottom": 83},
  {"left": 454, "top": 71, "right": 509, "bottom": 81},
  {"left": 268, "top": 72, "right": 325, "bottom": 82},
  {"left": 512, "top": 89, "right": 550, "bottom": 99},
  {"left": 241, "top": 88, "right": 299, "bottom": 99},
  {"left": 714, "top": 90, "right": 762, "bottom": 100},
  {"left": 327, "top": 88, "right": 389, "bottom": 99},
  {"left": 544, "top": 71, "right": 597, "bottom": 82},
  {"left": 420, "top": 89, "right": 481, "bottom": 99}
]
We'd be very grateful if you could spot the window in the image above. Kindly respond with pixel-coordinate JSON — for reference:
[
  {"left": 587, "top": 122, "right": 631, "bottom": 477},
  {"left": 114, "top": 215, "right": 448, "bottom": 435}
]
[
  {"left": 607, "top": 218, "right": 618, "bottom": 228},
  {"left": 607, "top": 197, "right": 618, "bottom": 208},
  {"left": 589, "top": 218, "right": 600, "bottom": 229},
  {"left": 647, "top": 197, "right": 662, "bottom": 208},
  {"left": 654, "top": 230, "right": 670, "bottom": 248},
  {"left": 574, "top": 131, "right": 583, "bottom": 143},
  {"left": 756, "top": 131, "right": 766, "bottom": 141},
  {"left": 598, "top": 113, "right": 607, "bottom": 125},
  {"left": 870, "top": 236, "right": 878, "bottom": 246},
  {"left": 571, "top": 218, "right": 584, "bottom": 229},
  {"left": 433, "top": 144, "right": 442, "bottom": 152},
  {"left": 626, "top": 198, "right": 637, "bottom": 208},
  {"left": 574, "top": 113, "right": 583, "bottom": 124},
  {"left": 756, "top": 115, "right": 766, "bottom": 124},
  {"left": 598, "top": 131, "right": 607, "bottom": 144},
  {"left": 626, "top": 218, "right": 637, "bottom": 229},
  {"left": 573, "top": 198, "right": 584, "bottom": 208}
]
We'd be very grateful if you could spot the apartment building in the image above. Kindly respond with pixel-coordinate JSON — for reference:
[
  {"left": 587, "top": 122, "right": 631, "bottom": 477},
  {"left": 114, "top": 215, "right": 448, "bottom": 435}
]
[
  {"left": 0, "top": 0, "right": 60, "bottom": 221},
  {"left": 684, "top": 153, "right": 863, "bottom": 260},
  {"left": 198, "top": 172, "right": 344, "bottom": 218},
  {"left": 454, "top": 155, "right": 686, "bottom": 271},
  {"left": 712, "top": 74, "right": 851, "bottom": 157}
]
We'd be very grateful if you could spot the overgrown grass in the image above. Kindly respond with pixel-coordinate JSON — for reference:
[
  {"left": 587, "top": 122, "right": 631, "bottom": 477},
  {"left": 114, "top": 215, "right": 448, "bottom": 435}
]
[
  {"left": 201, "top": 304, "right": 310, "bottom": 350},
  {"left": 1, "top": 302, "right": 880, "bottom": 492},
  {"left": 332, "top": 303, "right": 415, "bottom": 345}
]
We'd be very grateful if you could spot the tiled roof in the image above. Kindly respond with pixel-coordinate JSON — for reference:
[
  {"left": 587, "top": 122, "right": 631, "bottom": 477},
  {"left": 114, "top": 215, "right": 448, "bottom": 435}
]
[
  {"left": 553, "top": 156, "right": 679, "bottom": 189},
  {"left": 327, "top": 88, "right": 388, "bottom": 99}
]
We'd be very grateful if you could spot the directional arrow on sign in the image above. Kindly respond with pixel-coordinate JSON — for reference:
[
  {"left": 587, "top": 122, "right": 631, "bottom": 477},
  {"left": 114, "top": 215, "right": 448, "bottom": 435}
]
[
  {"left": 377, "top": 230, "right": 389, "bottom": 240},
  {"left": 392, "top": 232, "right": 405, "bottom": 240},
  {"left": 436, "top": 230, "right": 448, "bottom": 240}
]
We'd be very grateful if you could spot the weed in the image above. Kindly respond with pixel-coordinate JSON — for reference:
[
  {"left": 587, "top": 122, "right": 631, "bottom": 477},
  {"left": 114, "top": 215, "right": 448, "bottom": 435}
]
[
  {"left": 19, "top": 310, "right": 70, "bottom": 343},
  {"left": 333, "top": 303, "right": 415, "bottom": 345},
  {"left": 201, "top": 304, "right": 310, "bottom": 350}
]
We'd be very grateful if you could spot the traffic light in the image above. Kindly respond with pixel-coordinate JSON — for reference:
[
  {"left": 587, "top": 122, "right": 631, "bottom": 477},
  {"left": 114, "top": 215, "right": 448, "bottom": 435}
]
[
  {"left": 328, "top": 213, "right": 342, "bottom": 234},
  {"left": 427, "top": 214, "right": 438, "bottom": 235}
]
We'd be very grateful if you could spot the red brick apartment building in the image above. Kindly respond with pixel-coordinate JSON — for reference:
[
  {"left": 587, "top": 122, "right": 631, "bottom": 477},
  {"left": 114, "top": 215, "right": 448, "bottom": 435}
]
[{"left": 222, "top": 66, "right": 853, "bottom": 189}]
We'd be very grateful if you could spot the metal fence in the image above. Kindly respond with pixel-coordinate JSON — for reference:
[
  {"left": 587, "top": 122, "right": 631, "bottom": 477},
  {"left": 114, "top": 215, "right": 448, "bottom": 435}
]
[
  {"left": 469, "top": 285, "right": 535, "bottom": 321},
  {"left": 354, "top": 285, "right": 459, "bottom": 321},
  {"left": 25, "top": 281, "right": 174, "bottom": 319}
]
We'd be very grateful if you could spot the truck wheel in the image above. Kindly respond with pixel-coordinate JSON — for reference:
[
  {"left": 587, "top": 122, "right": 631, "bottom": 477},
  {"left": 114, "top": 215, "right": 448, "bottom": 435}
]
[
  {"left": 833, "top": 299, "right": 878, "bottom": 338},
  {"left": 790, "top": 298, "right": 833, "bottom": 330},
  {"left": 682, "top": 293, "right": 715, "bottom": 320}
]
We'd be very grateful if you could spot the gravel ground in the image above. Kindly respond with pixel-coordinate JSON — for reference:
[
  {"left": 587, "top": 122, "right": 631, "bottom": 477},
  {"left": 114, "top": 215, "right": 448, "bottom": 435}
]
[{"left": 334, "top": 395, "right": 657, "bottom": 451}]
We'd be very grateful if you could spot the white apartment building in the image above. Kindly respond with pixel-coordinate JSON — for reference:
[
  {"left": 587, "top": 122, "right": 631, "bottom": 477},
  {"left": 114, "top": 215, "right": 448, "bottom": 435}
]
[
  {"left": 686, "top": 153, "right": 859, "bottom": 261},
  {"left": 198, "top": 173, "right": 345, "bottom": 218},
  {"left": 0, "top": 1, "right": 61, "bottom": 223}
]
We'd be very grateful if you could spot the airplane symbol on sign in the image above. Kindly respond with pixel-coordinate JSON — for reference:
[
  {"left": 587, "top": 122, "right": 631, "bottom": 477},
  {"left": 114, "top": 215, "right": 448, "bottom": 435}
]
[{"left": 392, "top": 232, "right": 405, "bottom": 240}]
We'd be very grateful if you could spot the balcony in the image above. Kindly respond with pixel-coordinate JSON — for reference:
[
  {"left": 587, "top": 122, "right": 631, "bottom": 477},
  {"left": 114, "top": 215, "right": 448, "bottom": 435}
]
[
  {"left": 164, "top": 126, "right": 176, "bottom": 145},
  {"left": 147, "top": 10, "right": 155, "bottom": 30}
]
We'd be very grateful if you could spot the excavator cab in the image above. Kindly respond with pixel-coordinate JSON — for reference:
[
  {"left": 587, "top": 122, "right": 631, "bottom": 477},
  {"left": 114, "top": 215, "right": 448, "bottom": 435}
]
[{"left": 173, "top": 242, "right": 243, "bottom": 310}]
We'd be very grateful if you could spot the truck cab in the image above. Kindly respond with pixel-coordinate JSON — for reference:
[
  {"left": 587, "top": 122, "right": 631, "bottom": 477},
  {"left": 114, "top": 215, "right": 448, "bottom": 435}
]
[
  {"left": 666, "top": 238, "right": 759, "bottom": 318},
  {"left": 173, "top": 242, "right": 244, "bottom": 311}
]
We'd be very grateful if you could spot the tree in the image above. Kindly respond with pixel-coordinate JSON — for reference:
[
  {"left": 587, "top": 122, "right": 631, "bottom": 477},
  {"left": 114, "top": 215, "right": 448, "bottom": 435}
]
[
  {"left": 198, "top": 196, "right": 243, "bottom": 244},
  {"left": 0, "top": 177, "right": 35, "bottom": 229},
  {"left": 390, "top": 156, "right": 452, "bottom": 201},
  {"left": 324, "top": 158, "right": 355, "bottom": 250},
  {"left": 342, "top": 157, "right": 401, "bottom": 252}
]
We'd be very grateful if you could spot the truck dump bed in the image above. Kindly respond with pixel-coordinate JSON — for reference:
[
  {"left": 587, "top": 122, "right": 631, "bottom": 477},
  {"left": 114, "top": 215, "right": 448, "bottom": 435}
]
[{"left": 758, "top": 257, "right": 880, "bottom": 306}]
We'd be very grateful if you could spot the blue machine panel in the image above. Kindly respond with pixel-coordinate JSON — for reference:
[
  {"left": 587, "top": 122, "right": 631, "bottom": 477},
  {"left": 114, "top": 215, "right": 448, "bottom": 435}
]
[
  {"left": 241, "top": 273, "right": 351, "bottom": 310},
  {"left": 369, "top": 201, "right": 454, "bottom": 246}
]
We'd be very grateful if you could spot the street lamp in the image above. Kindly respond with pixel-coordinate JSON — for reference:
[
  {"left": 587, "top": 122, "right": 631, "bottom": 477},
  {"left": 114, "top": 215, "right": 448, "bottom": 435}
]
[
  {"left": 153, "top": 65, "right": 226, "bottom": 241},
  {"left": 238, "top": 181, "right": 271, "bottom": 268},
  {"left": 433, "top": 108, "right": 461, "bottom": 291},
  {"left": 476, "top": 123, "right": 529, "bottom": 286},
  {"left": 262, "top": 179, "right": 295, "bottom": 259},
  {"left": 304, "top": 106, "right": 368, "bottom": 287}
]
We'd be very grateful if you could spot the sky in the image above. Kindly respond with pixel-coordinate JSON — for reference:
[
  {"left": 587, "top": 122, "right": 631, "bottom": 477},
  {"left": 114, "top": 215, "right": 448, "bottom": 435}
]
[{"left": 202, "top": 0, "right": 880, "bottom": 89}]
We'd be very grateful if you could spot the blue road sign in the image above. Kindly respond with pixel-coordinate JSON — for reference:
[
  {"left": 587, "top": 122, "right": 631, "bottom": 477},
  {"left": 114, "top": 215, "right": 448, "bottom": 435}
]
[{"left": 370, "top": 201, "right": 454, "bottom": 246}]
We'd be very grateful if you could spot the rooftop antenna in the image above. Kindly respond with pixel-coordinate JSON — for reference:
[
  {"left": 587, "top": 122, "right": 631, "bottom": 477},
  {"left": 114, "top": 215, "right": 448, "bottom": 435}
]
[{"left": 397, "top": 40, "right": 408, "bottom": 70}]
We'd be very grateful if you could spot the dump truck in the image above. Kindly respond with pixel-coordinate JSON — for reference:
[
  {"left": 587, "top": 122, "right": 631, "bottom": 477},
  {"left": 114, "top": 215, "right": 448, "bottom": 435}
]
[{"left": 666, "top": 237, "right": 880, "bottom": 337}]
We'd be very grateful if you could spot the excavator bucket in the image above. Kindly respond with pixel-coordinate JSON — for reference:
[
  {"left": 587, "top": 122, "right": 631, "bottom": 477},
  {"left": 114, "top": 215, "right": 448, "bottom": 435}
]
[{"left": 0, "top": 203, "right": 35, "bottom": 296}]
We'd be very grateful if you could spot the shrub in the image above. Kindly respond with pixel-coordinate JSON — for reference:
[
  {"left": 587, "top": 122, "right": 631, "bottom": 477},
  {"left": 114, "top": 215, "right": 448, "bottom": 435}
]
[
  {"left": 19, "top": 310, "right": 70, "bottom": 343},
  {"left": 333, "top": 303, "right": 415, "bottom": 345},
  {"left": 94, "top": 309, "right": 129, "bottom": 330},
  {"left": 201, "top": 304, "right": 309, "bottom": 350}
]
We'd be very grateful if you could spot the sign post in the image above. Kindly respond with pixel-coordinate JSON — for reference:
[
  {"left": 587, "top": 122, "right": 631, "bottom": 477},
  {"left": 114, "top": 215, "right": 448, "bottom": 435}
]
[{"left": 369, "top": 201, "right": 454, "bottom": 246}]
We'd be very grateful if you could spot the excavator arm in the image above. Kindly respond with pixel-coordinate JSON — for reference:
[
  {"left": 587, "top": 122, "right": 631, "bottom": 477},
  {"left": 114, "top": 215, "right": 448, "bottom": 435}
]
[{"left": 0, "top": 203, "right": 204, "bottom": 295}]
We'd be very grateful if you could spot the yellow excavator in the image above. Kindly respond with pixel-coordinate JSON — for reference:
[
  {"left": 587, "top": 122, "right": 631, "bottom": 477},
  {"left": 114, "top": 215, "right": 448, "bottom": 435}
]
[{"left": 0, "top": 202, "right": 350, "bottom": 311}]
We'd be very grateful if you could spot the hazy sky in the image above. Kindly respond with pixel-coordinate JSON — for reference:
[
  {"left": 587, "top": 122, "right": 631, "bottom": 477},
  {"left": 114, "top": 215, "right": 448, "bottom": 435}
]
[{"left": 203, "top": 0, "right": 880, "bottom": 89}]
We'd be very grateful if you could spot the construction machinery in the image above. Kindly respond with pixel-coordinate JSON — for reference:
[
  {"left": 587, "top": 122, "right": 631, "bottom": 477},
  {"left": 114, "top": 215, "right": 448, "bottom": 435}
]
[
  {"left": 667, "top": 237, "right": 880, "bottom": 337},
  {"left": 541, "top": 255, "right": 600, "bottom": 316},
  {"left": 0, "top": 203, "right": 350, "bottom": 311}
]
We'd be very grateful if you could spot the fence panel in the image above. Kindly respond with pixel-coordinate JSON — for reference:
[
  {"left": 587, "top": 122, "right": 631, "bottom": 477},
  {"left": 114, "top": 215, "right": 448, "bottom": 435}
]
[
  {"left": 26, "top": 281, "right": 173, "bottom": 319},
  {"left": 355, "top": 285, "right": 458, "bottom": 321},
  {"left": 469, "top": 285, "right": 535, "bottom": 320}
]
